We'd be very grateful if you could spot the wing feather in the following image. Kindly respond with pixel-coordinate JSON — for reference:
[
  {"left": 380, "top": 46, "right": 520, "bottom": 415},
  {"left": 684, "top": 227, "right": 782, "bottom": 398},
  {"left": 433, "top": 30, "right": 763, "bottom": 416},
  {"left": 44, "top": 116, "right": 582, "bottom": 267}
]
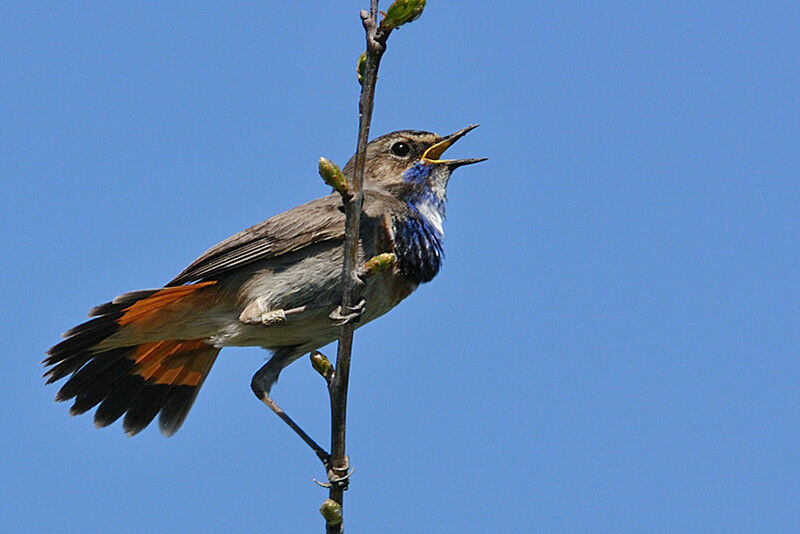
[{"left": 166, "top": 189, "right": 408, "bottom": 286}]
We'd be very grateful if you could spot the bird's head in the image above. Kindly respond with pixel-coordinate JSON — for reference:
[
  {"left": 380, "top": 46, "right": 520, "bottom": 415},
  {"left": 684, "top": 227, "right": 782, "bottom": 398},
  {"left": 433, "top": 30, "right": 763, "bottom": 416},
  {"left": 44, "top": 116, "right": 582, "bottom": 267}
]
[{"left": 342, "top": 125, "right": 486, "bottom": 198}]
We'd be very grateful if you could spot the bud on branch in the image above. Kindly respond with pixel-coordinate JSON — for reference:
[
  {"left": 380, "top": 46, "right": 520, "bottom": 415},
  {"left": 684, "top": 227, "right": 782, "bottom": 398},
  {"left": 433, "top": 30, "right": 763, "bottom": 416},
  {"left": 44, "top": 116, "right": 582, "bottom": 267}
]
[
  {"left": 380, "top": 0, "right": 426, "bottom": 30},
  {"left": 356, "top": 52, "right": 367, "bottom": 86},
  {"left": 319, "top": 498, "right": 343, "bottom": 526},
  {"left": 360, "top": 253, "right": 397, "bottom": 278},
  {"left": 310, "top": 351, "right": 334, "bottom": 383},
  {"left": 319, "top": 157, "right": 353, "bottom": 199}
]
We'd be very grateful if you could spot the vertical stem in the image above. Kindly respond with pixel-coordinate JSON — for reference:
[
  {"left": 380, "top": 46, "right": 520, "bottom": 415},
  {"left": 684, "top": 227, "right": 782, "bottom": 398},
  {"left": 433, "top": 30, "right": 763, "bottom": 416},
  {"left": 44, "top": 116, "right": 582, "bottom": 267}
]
[{"left": 326, "top": 2, "right": 388, "bottom": 532}]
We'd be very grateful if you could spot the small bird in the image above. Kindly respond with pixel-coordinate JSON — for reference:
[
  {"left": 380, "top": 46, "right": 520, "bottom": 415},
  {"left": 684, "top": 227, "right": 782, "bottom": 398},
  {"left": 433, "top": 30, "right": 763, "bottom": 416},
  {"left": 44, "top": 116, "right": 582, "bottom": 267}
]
[{"left": 44, "top": 125, "right": 485, "bottom": 436}]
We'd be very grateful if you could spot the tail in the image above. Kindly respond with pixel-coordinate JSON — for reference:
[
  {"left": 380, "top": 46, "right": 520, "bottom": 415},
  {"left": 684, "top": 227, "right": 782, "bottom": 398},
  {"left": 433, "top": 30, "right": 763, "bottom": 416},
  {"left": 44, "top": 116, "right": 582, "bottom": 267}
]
[{"left": 44, "top": 282, "right": 220, "bottom": 436}]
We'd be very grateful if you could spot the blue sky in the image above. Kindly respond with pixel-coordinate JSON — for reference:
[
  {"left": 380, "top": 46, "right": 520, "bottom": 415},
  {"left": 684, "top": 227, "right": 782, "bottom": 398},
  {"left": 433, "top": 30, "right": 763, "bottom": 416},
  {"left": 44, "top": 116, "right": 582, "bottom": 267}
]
[{"left": 2, "top": 2, "right": 798, "bottom": 532}]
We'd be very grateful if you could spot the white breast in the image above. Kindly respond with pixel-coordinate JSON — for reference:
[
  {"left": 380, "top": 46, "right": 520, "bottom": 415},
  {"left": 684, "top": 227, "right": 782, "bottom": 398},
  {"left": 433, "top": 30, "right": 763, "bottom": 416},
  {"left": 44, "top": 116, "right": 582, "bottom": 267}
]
[{"left": 414, "top": 196, "right": 445, "bottom": 235}]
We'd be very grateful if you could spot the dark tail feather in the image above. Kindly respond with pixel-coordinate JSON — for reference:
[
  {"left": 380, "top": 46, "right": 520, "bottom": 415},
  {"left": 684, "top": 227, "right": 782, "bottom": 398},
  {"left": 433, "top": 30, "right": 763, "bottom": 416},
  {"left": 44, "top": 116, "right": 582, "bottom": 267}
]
[
  {"left": 45, "top": 284, "right": 220, "bottom": 436},
  {"left": 49, "top": 339, "right": 219, "bottom": 436},
  {"left": 42, "top": 289, "right": 160, "bottom": 381},
  {"left": 158, "top": 351, "right": 218, "bottom": 436}
]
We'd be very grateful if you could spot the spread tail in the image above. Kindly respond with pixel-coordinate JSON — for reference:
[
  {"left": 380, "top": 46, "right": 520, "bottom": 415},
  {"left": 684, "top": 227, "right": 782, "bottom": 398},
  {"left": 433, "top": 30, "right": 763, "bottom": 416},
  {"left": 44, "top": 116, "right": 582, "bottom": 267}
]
[{"left": 44, "top": 282, "right": 220, "bottom": 436}]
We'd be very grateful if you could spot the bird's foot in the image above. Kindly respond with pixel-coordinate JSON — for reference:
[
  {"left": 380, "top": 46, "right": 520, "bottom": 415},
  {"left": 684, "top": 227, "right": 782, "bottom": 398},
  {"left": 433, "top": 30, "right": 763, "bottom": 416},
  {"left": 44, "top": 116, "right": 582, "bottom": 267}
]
[
  {"left": 315, "top": 456, "right": 352, "bottom": 490},
  {"left": 328, "top": 298, "right": 366, "bottom": 326},
  {"left": 260, "top": 309, "right": 287, "bottom": 326},
  {"left": 240, "top": 298, "right": 287, "bottom": 326}
]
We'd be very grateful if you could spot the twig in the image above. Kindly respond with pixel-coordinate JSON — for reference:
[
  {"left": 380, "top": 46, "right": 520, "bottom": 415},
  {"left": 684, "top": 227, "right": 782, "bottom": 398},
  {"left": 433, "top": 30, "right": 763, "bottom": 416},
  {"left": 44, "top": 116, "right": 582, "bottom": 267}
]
[
  {"left": 323, "top": 2, "right": 424, "bottom": 531},
  {"left": 325, "top": 2, "right": 387, "bottom": 532}
]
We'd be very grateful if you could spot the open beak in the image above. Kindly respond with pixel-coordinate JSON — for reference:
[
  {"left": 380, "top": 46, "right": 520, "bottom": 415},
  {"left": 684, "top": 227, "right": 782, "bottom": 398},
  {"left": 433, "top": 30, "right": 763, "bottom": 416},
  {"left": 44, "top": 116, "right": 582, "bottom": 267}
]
[{"left": 421, "top": 124, "right": 487, "bottom": 168}]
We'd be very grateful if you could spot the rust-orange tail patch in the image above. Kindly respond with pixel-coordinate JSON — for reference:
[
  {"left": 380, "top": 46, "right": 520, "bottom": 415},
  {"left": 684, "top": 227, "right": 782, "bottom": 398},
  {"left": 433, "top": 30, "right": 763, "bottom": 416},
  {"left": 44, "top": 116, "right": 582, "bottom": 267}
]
[
  {"left": 45, "top": 282, "right": 221, "bottom": 436},
  {"left": 118, "top": 281, "right": 217, "bottom": 326}
]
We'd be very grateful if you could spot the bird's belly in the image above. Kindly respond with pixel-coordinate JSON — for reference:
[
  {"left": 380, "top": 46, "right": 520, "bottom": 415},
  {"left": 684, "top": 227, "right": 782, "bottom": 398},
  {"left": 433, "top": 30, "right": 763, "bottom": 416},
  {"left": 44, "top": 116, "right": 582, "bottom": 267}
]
[{"left": 211, "top": 268, "right": 416, "bottom": 350}]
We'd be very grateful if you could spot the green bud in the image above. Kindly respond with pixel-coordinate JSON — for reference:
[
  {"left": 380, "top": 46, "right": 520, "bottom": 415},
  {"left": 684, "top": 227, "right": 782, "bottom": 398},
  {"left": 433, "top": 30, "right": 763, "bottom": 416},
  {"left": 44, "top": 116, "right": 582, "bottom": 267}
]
[
  {"left": 361, "top": 253, "right": 397, "bottom": 277},
  {"left": 356, "top": 52, "right": 367, "bottom": 86},
  {"left": 319, "top": 499, "right": 343, "bottom": 525},
  {"left": 310, "top": 351, "right": 333, "bottom": 381},
  {"left": 318, "top": 157, "right": 352, "bottom": 197},
  {"left": 381, "top": 0, "right": 426, "bottom": 30}
]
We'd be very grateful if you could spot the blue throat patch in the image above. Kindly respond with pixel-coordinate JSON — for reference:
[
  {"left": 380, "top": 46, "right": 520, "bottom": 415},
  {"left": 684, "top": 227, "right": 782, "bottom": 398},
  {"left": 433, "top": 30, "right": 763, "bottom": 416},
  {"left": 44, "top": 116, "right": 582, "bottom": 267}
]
[
  {"left": 393, "top": 163, "right": 445, "bottom": 284},
  {"left": 403, "top": 161, "right": 433, "bottom": 184}
]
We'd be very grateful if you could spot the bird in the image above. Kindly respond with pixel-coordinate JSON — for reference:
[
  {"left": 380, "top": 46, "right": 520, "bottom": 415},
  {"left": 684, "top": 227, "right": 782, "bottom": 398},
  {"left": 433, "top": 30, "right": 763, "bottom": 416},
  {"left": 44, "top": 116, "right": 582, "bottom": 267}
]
[{"left": 43, "top": 125, "right": 485, "bottom": 437}]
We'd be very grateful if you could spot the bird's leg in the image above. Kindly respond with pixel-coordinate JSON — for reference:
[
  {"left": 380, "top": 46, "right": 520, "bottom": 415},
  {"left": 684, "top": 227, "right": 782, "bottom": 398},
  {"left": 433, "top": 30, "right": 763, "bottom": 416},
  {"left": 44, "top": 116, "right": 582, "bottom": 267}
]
[
  {"left": 255, "top": 393, "right": 330, "bottom": 466},
  {"left": 250, "top": 351, "right": 291, "bottom": 397},
  {"left": 241, "top": 264, "right": 377, "bottom": 328},
  {"left": 240, "top": 301, "right": 329, "bottom": 326},
  {"left": 251, "top": 349, "right": 330, "bottom": 466},
  {"left": 240, "top": 297, "right": 289, "bottom": 325},
  {"left": 240, "top": 298, "right": 364, "bottom": 327}
]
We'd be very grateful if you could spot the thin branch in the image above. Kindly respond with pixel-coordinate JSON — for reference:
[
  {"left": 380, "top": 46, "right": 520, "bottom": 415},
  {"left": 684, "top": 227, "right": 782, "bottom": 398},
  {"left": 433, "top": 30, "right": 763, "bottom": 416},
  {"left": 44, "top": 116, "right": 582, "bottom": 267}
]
[
  {"left": 250, "top": 2, "right": 424, "bottom": 530},
  {"left": 325, "top": 1, "right": 390, "bottom": 531},
  {"left": 323, "top": 1, "right": 424, "bottom": 531}
]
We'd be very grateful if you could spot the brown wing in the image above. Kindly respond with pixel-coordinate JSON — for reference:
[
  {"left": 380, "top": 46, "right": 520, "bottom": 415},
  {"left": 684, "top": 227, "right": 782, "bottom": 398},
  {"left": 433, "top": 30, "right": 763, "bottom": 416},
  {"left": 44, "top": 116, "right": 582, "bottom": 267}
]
[{"left": 166, "top": 188, "right": 409, "bottom": 286}]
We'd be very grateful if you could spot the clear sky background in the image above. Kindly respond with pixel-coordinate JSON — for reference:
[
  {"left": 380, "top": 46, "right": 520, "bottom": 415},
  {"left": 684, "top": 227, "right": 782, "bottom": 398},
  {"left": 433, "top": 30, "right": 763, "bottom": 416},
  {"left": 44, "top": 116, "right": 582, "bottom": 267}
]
[{"left": 2, "top": 2, "right": 798, "bottom": 532}]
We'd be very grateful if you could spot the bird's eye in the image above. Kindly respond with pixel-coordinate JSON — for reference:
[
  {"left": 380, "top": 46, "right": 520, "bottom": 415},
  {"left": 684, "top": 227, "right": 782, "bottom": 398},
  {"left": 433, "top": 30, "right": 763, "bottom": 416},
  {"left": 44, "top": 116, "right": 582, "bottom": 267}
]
[{"left": 390, "top": 141, "right": 411, "bottom": 157}]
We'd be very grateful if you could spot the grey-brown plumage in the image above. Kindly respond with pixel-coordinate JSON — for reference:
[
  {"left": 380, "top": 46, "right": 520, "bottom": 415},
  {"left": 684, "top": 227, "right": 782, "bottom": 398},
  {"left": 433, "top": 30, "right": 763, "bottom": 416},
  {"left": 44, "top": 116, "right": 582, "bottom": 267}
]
[
  {"left": 167, "top": 188, "right": 404, "bottom": 287},
  {"left": 43, "top": 126, "right": 485, "bottom": 436}
]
